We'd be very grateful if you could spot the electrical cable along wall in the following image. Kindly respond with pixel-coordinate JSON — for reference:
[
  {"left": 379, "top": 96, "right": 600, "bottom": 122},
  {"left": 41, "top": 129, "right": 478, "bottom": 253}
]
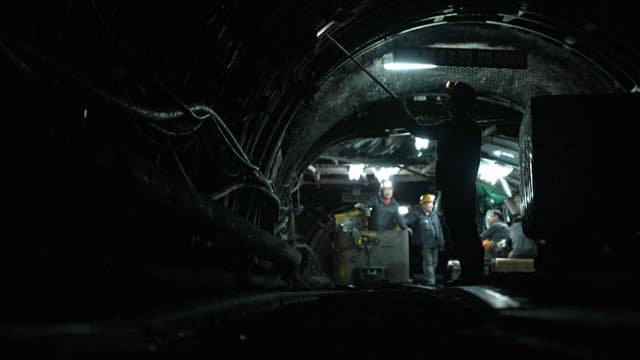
[
  {"left": 1, "top": 2, "right": 321, "bottom": 322},
  {"left": 3, "top": 0, "right": 640, "bottom": 323}
]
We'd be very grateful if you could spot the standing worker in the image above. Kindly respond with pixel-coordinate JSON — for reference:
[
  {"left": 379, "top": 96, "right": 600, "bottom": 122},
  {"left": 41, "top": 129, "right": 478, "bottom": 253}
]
[
  {"left": 405, "top": 193, "right": 445, "bottom": 286},
  {"left": 480, "top": 209, "right": 511, "bottom": 274},
  {"left": 355, "top": 180, "right": 409, "bottom": 232}
]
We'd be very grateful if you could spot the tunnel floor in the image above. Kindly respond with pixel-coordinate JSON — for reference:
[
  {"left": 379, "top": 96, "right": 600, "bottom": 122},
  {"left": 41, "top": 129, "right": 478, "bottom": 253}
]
[
  {"left": 3, "top": 268, "right": 640, "bottom": 359},
  {"left": 188, "top": 284, "right": 639, "bottom": 359}
]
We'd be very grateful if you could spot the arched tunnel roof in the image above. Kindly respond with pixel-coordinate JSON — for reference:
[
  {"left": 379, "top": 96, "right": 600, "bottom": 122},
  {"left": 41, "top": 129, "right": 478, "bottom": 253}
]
[
  {"left": 3, "top": 1, "right": 640, "bottom": 356},
  {"left": 276, "top": 2, "right": 639, "bottom": 193},
  {"left": 5, "top": 1, "right": 638, "bottom": 196}
]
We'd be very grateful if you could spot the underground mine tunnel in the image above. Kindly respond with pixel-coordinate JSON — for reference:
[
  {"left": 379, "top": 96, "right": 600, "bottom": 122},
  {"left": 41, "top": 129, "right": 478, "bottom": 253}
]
[{"left": 2, "top": 0, "right": 640, "bottom": 358}]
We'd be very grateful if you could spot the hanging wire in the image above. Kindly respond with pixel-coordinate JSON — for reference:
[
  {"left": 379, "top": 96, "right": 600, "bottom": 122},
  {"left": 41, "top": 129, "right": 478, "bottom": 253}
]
[
  {"left": 2, "top": 35, "right": 275, "bottom": 193},
  {"left": 173, "top": 152, "right": 195, "bottom": 189},
  {"left": 4, "top": 6, "right": 282, "bottom": 215}
]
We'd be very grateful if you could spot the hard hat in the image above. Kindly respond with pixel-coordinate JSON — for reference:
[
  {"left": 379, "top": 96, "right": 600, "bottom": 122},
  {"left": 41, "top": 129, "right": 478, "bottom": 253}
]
[
  {"left": 420, "top": 193, "right": 436, "bottom": 204},
  {"left": 444, "top": 80, "right": 476, "bottom": 110},
  {"left": 445, "top": 80, "right": 456, "bottom": 92},
  {"left": 445, "top": 80, "right": 475, "bottom": 95},
  {"left": 381, "top": 180, "right": 393, "bottom": 189}
]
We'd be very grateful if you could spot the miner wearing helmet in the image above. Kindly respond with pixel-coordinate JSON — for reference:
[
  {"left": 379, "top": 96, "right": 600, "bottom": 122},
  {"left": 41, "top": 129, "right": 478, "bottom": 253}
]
[
  {"left": 404, "top": 193, "right": 445, "bottom": 286},
  {"left": 354, "top": 180, "right": 408, "bottom": 231}
]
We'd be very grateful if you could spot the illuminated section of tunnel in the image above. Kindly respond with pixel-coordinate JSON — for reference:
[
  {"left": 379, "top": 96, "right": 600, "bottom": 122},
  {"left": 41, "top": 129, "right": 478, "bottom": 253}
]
[
  {"left": 4, "top": 1, "right": 638, "bottom": 289},
  {"left": 274, "top": 6, "right": 640, "bottom": 269},
  {"left": 278, "top": 15, "right": 635, "bottom": 193},
  {"left": 3, "top": 2, "right": 640, "bottom": 357}
]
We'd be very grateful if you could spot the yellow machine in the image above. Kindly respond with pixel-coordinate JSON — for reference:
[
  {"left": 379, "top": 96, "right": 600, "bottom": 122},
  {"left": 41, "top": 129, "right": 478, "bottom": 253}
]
[
  {"left": 333, "top": 209, "right": 366, "bottom": 232},
  {"left": 331, "top": 209, "right": 410, "bottom": 286}
]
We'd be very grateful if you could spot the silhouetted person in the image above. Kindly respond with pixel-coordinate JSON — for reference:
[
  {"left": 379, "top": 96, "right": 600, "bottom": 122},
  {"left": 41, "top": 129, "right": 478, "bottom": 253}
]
[{"left": 404, "top": 81, "right": 483, "bottom": 284}]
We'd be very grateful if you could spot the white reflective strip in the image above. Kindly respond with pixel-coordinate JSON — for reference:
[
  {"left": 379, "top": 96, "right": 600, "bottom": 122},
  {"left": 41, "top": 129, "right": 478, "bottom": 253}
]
[{"left": 459, "top": 286, "right": 522, "bottom": 309}]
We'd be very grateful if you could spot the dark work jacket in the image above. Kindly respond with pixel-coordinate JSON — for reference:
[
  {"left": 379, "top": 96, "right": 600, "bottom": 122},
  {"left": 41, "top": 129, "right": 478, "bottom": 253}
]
[
  {"left": 363, "top": 196, "right": 407, "bottom": 231},
  {"left": 405, "top": 209, "right": 445, "bottom": 249},
  {"left": 480, "top": 221, "right": 510, "bottom": 242},
  {"left": 480, "top": 221, "right": 510, "bottom": 258}
]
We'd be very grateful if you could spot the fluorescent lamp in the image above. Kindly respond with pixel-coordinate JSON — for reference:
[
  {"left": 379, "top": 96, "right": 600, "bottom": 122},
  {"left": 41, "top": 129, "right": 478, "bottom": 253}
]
[
  {"left": 382, "top": 51, "right": 437, "bottom": 71},
  {"left": 383, "top": 62, "right": 438, "bottom": 70},
  {"left": 492, "top": 149, "right": 516, "bottom": 159},
  {"left": 348, "top": 164, "right": 365, "bottom": 181},
  {"left": 372, "top": 167, "right": 400, "bottom": 184},
  {"left": 398, "top": 206, "right": 409, "bottom": 215},
  {"left": 478, "top": 158, "right": 513, "bottom": 185},
  {"left": 414, "top": 137, "right": 430, "bottom": 150},
  {"left": 316, "top": 21, "right": 336, "bottom": 38}
]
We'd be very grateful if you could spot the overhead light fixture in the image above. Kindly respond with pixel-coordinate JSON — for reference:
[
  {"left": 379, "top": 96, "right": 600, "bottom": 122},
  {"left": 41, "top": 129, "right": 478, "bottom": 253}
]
[
  {"left": 383, "top": 47, "right": 527, "bottom": 70},
  {"left": 492, "top": 149, "right": 516, "bottom": 159},
  {"left": 316, "top": 21, "right": 336, "bottom": 38},
  {"left": 348, "top": 164, "right": 365, "bottom": 181},
  {"left": 372, "top": 167, "right": 400, "bottom": 184},
  {"left": 478, "top": 158, "right": 513, "bottom": 185},
  {"left": 414, "top": 137, "right": 430, "bottom": 150},
  {"left": 384, "top": 63, "right": 438, "bottom": 70},
  {"left": 382, "top": 52, "right": 437, "bottom": 71}
]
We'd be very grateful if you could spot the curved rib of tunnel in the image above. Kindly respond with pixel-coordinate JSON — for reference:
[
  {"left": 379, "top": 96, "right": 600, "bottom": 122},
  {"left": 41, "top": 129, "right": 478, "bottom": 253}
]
[{"left": 3, "top": 1, "right": 640, "bottom": 357}]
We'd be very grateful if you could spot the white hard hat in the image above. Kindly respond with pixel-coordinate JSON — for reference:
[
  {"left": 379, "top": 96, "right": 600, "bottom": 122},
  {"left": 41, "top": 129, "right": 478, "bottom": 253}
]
[{"left": 381, "top": 180, "right": 393, "bottom": 189}]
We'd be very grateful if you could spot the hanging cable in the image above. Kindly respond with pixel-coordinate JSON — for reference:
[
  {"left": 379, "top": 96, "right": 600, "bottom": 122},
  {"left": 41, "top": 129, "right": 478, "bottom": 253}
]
[
  {"left": 210, "top": 182, "right": 281, "bottom": 211},
  {"left": 316, "top": 22, "right": 427, "bottom": 124},
  {"left": 173, "top": 152, "right": 195, "bottom": 189},
  {"left": 316, "top": 21, "right": 400, "bottom": 102},
  {"left": 2, "top": 36, "right": 275, "bottom": 194}
]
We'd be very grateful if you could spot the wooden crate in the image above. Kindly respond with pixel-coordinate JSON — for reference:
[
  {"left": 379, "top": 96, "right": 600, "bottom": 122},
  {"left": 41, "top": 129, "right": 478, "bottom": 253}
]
[{"left": 493, "top": 258, "right": 535, "bottom": 273}]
